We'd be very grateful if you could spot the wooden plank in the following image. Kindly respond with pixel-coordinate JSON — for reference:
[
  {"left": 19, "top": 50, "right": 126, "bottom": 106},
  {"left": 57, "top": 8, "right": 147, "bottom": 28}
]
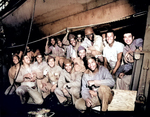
[
  {"left": 92, "top": 89, "right": 137, "bottom": 111},
  {"left": 108, "top": 89, "right": 137, "bottom": 111}
]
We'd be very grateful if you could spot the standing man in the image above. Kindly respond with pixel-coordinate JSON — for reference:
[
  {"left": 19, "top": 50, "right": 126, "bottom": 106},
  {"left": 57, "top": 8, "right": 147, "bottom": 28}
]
[
  {"left": 81, "top": 27, "right": 103, "bottom": 62},
  {"left": 75, "top": 55, "right": 115, "bottom": 112},
  {"left": 55, "top": 59, "right": 82, "bottom": 105},
  {"left": 15, "top": 54, "right": 43, "bottom": 104},
  {"left": 103, "top": 29, "right": 124, "bottom": 75}
]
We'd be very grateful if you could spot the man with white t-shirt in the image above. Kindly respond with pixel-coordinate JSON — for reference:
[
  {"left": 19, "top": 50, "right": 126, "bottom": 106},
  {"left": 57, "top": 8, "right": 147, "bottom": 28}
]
[{"left": 103, "top": 30, "right": 124, "bottom": 75}]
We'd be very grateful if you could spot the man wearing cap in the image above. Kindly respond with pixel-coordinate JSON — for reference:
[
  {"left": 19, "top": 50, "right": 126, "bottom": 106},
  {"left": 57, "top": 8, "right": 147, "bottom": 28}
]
[
  {"left": 15, "top": 54, "right": 43, "bottom": 104},
  {"left": 54, "top": 59, "right": 82, "bottom": 105},
  {"left": 75, "top": 55, "right": 115, "bottom": 112},
  {"left": 81, "top": 27, "right": 103, "bottom": 62}
]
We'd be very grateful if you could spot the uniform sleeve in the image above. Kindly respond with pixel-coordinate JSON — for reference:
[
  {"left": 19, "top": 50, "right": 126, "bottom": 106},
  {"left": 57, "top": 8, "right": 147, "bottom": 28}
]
[
  {"left": 81, "top": 38, "right": 88, "bottom": 50},
  {"left": 95, "top": 67, "right": 115, "bottom": 88},
  {"left": 117, "top": 43, "right": 124, "bottom": 54},
  {"left": 57, "top": 71, "right": 66, "bottom": 89},
  {"left": 81, "top": 74, "right": 91, "bottom": 100},
  {"left": 135, "top": 38, "right": 143, "bottom": 47},
  {"left": 66, "top": 46, "right": 71, "bottom": 59},
  {"left": 67, "top": 72, "right": 82, "bottom": 88},
  {"left": 94, "top": 35, "right": 103, "bottom": 52},
  {"left": 103, "top": 47, "right": 106, "bottom": 58},
  {"left": 62, "top": 32, "right": 70, "bottom": 46}
]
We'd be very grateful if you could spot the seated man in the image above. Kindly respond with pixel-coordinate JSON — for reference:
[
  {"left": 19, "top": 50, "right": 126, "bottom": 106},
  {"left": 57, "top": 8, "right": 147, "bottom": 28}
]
[
  {"left": 77, "top": 34, "right": 83, "bottom": 42},
  {"left": 56, "top": 37, "right": 68, "bottom": 67},
  {"left": 45, "top": 37, "right": 60, "bottom": 57},
  {"left": 103, "top": 29, "right": 124, "bottom": 75},
  {"left": 81, "top": 27, "right": 103, "bottom": 62},
  {"left": 73, "top": 46, "right": 86, "bottom": 73},
  {"left": 75, "top": 55, "right": 115, "bottom": 112},
  {"left": 54, "top": 59, "right": 83, "bottom": 105},
  {"left": 5, "top": 55, "right": 20, "bottom": 95},
  {"left": 39, "top": 56, "right": 62, "bottom": 98},
  {"left": 116, "top": 31, "right": 143, "bottom": 90},
  {"left": 32, "top": 52, "right": 48, "bottom": 71},
  {"left": 15, "top": 54, "right": 43, "bottom": 104}
]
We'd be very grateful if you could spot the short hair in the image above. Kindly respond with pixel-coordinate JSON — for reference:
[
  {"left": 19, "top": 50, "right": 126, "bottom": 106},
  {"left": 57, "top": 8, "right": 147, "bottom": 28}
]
[
  {"left": 123, "top": 29, "right": 134, "bottom": 36},
  {"left": 12, "top": 54, "right": 20, "bottom": 61},
  {"left": 47, "top": 55, "right": 55, "bottom": 63},
  {"left": 68, "top": 34, "right": 75, "bottom": 40},
  {"left": 64, "top": 59, "right": 73, "bottom": 65},
  {"left": 50, "top": 37, "right": 55, "bottom": 41},
  {"left": 106, "top": 29, "right": 115, "bottom": 35},
  {"left": 86, "top": 53, "right": 96, "bottom": 61},
  {"left": 56, "top": 37, "right": 61, "bottom": 42},
  {"left": 36, "top": 52, "right": 42, "bottom": 57}
]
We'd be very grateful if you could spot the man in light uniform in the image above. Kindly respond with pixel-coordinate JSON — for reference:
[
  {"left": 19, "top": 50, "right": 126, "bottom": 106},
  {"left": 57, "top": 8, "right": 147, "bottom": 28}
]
[
  {"left": 15, "top": 54, "right": 43, "bottom": 104},
  {"left": 55, "top": 59, "right": 82, "bottom": 105}
]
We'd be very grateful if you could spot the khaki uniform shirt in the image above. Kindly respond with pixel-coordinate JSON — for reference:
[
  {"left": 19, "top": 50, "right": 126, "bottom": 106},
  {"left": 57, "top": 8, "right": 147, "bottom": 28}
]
[{"left": 58, "top": 69, "right": 83, "bottom": 89}]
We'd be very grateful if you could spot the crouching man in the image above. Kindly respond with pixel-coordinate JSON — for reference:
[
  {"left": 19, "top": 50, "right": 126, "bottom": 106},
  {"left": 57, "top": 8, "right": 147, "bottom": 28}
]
[
  {"left": 54, "top": 59, "right": 82, "bottom": 106},
  {"left": 15, "top": 54, "right": 43, "bottom": 104},
  {"left": 75, "top": 55, "right": 115, "bottom": 112}
]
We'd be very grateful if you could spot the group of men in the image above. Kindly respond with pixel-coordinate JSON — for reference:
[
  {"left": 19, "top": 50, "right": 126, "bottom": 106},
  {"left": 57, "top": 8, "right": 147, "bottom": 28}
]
[{"left": 6, "top": 27, "right": 143, "bottom": 112}]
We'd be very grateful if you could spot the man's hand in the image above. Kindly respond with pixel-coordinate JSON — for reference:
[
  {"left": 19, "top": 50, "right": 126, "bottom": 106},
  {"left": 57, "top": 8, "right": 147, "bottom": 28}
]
[
  {"left": 51, "top": 84, "right": 57, "bottom": 92},
  {"left": 125, "top": 51, "right": 134, "bottom": 63},
  {"left": 89, "top": 90, "right": 97, "bottom": 97},
  {"left": 66, "top": 28, "right": 69, "bottom": 33},
  {"left": 23, "top": 73, "right": 32, "bottom": 79},
  {"left": 88, "top": 46, "right": 95, "bottom": 51},
  {"left": 30, "top": 72, "right": 37, "bottom": 82},
  {"left": 62, "top": 88, "right": 69, "bottom": 97},
  {"left": 88, "top": 80, "right": 95, "bottom": 87},
  {"left": 63, "top": 84, "right": 67, "bottom": 89},
  {"left": 86, "top": 98, "right": 93, "bottom": 107},
  {"left": 119, "top": 73, "right": 125, "bottom": 79}
]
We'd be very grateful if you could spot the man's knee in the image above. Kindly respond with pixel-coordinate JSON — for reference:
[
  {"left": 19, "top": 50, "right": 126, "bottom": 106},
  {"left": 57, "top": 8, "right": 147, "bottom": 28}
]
[
  {"left": 69, "top": 88, "right": 80, "bottom": 98},
  {"left": 54, "top": 88, "right": 61, "bottom": 95},
  {"left": 35, "top": 98, "right": 43, "bottom": 105},
  {"left": 98, "top": 85, "right": 113, "bottom": 102},
  {"left": 75, "top": 98, "right": 86, "bottom": 111},
  {"left": 16, "top": 87, "right": 26, "bottom": 95},
  {"left": 98, "top": 85, "right": 110, "bottom": 93}
]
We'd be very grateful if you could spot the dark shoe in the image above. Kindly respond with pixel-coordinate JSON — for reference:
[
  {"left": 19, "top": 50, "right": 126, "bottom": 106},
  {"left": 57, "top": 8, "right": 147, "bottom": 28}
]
[{"left": 61, "top": 100, "right": 69, "bottom": 106}]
